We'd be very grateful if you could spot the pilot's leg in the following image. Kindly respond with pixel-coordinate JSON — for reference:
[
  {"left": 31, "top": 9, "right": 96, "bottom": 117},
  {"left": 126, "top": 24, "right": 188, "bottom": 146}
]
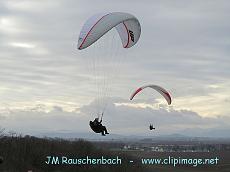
[
  {"left": 102, "top": 126, "right": 109, "bottom": 134},
  {"left": 100, "top": 126, "right": 106, "bottom": 136}
]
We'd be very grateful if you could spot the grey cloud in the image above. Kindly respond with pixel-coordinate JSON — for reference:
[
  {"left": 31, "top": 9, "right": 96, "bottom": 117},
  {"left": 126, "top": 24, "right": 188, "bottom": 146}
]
[
  {"left": 1, "top": 98, "right": 229, "bottom": 137},
  {"left": 1, "top": 105, "right": 89, "bottom": 135}
]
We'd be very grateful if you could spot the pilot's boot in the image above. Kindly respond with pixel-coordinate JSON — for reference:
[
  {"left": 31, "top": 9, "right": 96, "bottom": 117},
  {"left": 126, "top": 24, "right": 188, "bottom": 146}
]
[{"left": 105, "top": 129, "right": 109, "bottom": 134}]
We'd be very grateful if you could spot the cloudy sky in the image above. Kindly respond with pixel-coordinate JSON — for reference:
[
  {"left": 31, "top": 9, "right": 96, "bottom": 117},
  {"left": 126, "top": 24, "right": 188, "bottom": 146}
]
[{"left": 0, "top": 0, "right": 229, "bottom": 137}]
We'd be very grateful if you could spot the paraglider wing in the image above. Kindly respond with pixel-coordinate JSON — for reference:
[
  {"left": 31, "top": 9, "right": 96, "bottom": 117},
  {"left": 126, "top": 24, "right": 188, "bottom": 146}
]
[
  {"left": 77, "top": 12, "right": 141, "bottom": 50},
  {"left": 130, "top": 85, "right": 172, "bottom": 105},
  {"left": 130, "top": 87, "right": 143, "bottom": 100}
]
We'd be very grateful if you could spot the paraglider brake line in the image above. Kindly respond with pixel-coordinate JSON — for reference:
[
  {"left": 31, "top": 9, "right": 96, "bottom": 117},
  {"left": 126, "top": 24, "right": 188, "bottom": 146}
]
[{"left": 100, "top": 112, "right": 104, "bottom": 121}]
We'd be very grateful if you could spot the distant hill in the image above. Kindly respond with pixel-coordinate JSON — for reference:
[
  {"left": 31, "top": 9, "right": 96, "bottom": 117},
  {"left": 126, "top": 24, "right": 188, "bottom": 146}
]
[{"left": 36, "top": 131, "right": 230, "bottom": 143}]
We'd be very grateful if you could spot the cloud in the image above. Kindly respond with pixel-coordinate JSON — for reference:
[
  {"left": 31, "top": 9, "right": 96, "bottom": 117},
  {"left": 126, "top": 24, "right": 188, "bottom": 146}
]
[
  {"left": 2, "top": 98, "right": 229, "bottom": 137},
  {"left": 0, "top": 104, "right": 89, "bottom": 135}
]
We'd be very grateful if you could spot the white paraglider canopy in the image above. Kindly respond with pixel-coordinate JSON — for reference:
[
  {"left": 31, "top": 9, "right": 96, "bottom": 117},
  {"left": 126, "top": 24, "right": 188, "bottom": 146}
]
[
  {"left": 130, "top": 84, "right": 172, "bottom": 105},
  {"left": 77, "top": 12, "right": 141, "bottom": 50}
]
